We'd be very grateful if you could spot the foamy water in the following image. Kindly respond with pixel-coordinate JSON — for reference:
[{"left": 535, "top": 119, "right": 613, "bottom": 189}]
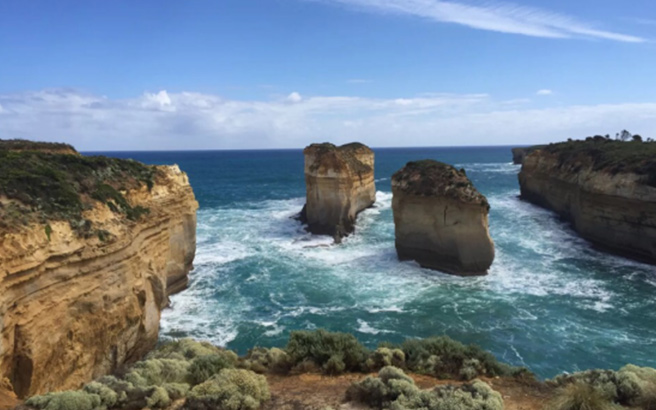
[{"left": 105, "top": 148, "right": 656, "bottom": 379}]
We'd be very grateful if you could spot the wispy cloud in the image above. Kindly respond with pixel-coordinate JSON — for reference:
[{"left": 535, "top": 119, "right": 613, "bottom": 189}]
[
  {"left": 537, "top": 89, "right": 553, "bottom": 96},
  {"left": 307, "top": 0, "right": 645, "bottom": 43},
  {"left": 1, "top": 89, "right": 655, "bottom": 150}
]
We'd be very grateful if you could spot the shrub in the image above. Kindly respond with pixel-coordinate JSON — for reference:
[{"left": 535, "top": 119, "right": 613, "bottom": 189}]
[
  {"left": 400, "top": 336, "right": 513, "bottom": 379},
  {"left": 82, "top": 381, "right": 118, "bottom": 408},
  {"left": 124, "top": 358, "right": 190, "bottom": 387},
  {"left": 146, "top": 385, "right": 171, "bottom": 409},
  {"left": 189, "top": 354, "right": 235, "bottom": 385},
  {"left": 242, "top": 347, "right": 293, "bottom": 374},
  {"left": 366, "top": 348, "right": 406, "bottom": 371},
  {"left": 286, "top": 329, "right": 369, "bottom": 375},
  {"left": 185, "top": 368, "right": 270, "bottom": 410},
  {"left": 149, "top": 338, "right": 231, "bottom": 361},
  {"left": 545, "top": 383, "right": 618, "bottom": 410},
  {"left": 346, "top": 366, "right": 504, "bottom": 410},
  {"left": 24, "top": 391, "right": 102, "bottom": 410},
  {"left": 163, "top": 382, "right": 191, "bottom": 401}
]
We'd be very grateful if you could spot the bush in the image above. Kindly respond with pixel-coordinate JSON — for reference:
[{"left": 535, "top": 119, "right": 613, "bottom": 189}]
[
  {"left": 286, "top": 330, "right": 369, "bottom": 375},
  {"left": 346, "top": 366, "right": 504, "bottom": 410},
  {"left": 82, "top": 381, "right": 118, "bottom": 408},
  {"left": 149, "top": 338, "right": 231, "bottom": 361},
  {"left": 189, "top": 354, "right": 236, "bottom": 385},
  {"left": 185, "top": 368, "right": 270, "bottom": 410},
  {"left": 242, "top": 347, "right": 293, "bottom": 374},
  {"left": 545, "top": 383, "right": 618, "bottom": 410},
  {"left": 124, "top": 358, "right": 190, "bottom": 387},
  {"left": 25, "top": 391, "right": 102, "bottom": 410},
  {"left": 366, "top": 348, "right": 406, "bottom": 371},
  {"left": 146, "top": 385, "right": 171, "bottom": 409},
  {"left": 400, "top": 336, "right": 514, "bottom": 379}
]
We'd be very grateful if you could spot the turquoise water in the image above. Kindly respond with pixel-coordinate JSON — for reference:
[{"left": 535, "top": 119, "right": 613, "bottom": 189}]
[{"left": 103, "top": 147, "right": 656, "bottom": 379}]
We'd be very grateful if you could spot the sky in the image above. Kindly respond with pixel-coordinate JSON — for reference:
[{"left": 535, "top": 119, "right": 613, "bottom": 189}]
[{"left": 0, "top": 0, "right": 655, "bottom": 150}]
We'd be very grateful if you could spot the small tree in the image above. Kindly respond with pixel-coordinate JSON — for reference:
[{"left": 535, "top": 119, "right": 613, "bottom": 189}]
[
  {"left": 617, "top": 129, "right": 632, "bottom": 141},
  {"left": 633, "top": 134, "right": 643, "bottom": 142}
]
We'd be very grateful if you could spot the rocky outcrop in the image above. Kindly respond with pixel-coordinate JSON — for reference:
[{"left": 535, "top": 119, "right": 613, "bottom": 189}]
[
  {"left": 0, "top": 145, "right": 198, "bottom": 398},
  {"left": 512, "top": 145, "right": 544, "bottom": 165},
  {"left": 301, "top": 143, "right": 376, "bottom": 241},
  {"left": 392, "top": 160, "right": 494, "bottom": 276},
  {"left": 519, "top": 139, "right": 656, "bottom": 263}
]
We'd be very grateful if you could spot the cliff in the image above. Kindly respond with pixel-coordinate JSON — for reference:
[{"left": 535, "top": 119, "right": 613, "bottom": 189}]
[
  {"left": 0, "top": 140, "right": 198, "bottom": 398},
  {"left": 301, "top": 143, "right": 376, "bottom": 241},
  {"left": 392, "top": 160, "right": 495, "bottom": 276},
  {"left": 511, "top": 145, "right": 544, "bottom": 165},
  {"left": 519, "top": 139, "right": 656, "bottom": 264}
]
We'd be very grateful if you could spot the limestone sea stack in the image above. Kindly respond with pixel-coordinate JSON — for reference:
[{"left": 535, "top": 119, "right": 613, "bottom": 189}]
[
  {"left": 0, "top": 140, "right": 198, "bottom": 398},
  {"left": 301, "top": 143, "right": 376, "bottom": 241},
  {"left": 392, "top": 160, "right": 495, "bottom": 276},
  {"left": 519, "top": 138, "right": 656, "bottom": 264}
]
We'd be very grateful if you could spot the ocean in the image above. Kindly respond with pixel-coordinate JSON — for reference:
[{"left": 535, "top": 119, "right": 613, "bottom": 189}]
[{"left": 99, "top": 146, "right": 656, "bottom": 379}]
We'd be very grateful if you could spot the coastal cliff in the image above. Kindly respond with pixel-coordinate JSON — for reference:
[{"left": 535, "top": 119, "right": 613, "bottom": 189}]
[
  {"left": 301, "top": 143, "right": 376, "bottom": 241},
  {"left": 0, "top": 140, "right": 198, "bottom": 398},
  {"left": 392, "top": 160, "right": 494, "bottom": 276},
  {"left": 519, "top": 139, "right": 656, "bottom": 264},
  {"left": 511, "top": 145, "right": 544, "bottom": 165}
]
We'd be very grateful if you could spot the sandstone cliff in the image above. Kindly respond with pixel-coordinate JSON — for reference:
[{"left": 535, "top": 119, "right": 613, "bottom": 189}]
[
  {"left": 392, "top": 160, "right": 494, "bottom": 276},
  {"left": 512, "top": 145, "right": 544, "bottom": 165},
  {"left": 519, "top": 139, "right": 656, "bottom": 264},
  {"left": 0, "top": 140, "right": 198, "bottom": 398},
  {"left": 301, "top": 143, "right": 376, "bottom": 241}
]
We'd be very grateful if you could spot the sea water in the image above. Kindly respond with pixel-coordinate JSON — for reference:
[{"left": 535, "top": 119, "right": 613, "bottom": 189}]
[{"left": 101, "top": 147, "right": 656, "bottom": 379}]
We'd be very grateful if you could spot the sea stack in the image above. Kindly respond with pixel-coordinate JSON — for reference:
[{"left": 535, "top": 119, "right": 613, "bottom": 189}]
[
  {"left": 391, "top": 160, "right": 494, "bottom": 276},
  {"left": 301, "top": 142, "right": 376, "bottom": 241},
  {"left": 519, "top": 138, "right": 656, "bottom": 264},
  {"left": 0, "top": 140, "right": 198, "bottom": 397}
]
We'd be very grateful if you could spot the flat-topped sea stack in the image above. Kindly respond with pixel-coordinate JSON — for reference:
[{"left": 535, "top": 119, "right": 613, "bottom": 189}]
[
  {"left": 301, "top": 142, "right": 376, "bottom": 241},
  {"left": 0, "top": 140, "right": 198, "bottom": 397},
  {"left": 392, "top": 160, "right": 495, "bottom": 276},
  {"left": 519, "top": 138, "right": 656, "bottom": 264}
]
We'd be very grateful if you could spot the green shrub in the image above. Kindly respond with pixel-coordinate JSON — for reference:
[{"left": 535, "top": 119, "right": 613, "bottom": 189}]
[
  {"left": 189, "top": 354, "right": 235, "bottom": 385},
  {"left": 347, "top": 366, "right": 504, "bottom": 410},
  {"left": 400, "top": 336, "right": 513, "bottom": 379},
  {"left": 163, "top": 382, "right": 191, "bottom": 400},
  {"left": 242, "top": 347, "right": 293, "bottom": 374},
  {"left": 366, "top": 348, "right": 406, "bottom": 371},
  {"left": 82, "top": 381, "right": 118, "bottom": 408},
  {"left": 150, "top": 338, "right": 233, "bottom": 361},
  {"left": 25, "top": 390, "right": 102, "bottom": 410},
  {"left": 545, "top": 383, "right": 618, "bottom": 410},
  {"left": 124, "top": 358, "right": 190, "bottom": 387},
  {"left": 146, "top": 385, "right": 171, "bottom": 409},
  {"left": 185, "top": 368, "right": 270, "bottom": 410},
  {"left": 286, "top": 329, "right": 369, "bottom": 375}
]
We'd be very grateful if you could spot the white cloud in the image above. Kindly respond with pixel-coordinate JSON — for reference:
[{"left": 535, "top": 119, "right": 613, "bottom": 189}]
[
  {"left": 307, "top": 0, "right": 645, "bottom": 42},
  {"left": 0, "top": 88, "right": 655, "bottom": 150},
  {"left": 286, "top": 92, "right": 303, "bottom": 103},
  {"left": 537, "top": 89, "right": 553, "bottom": 96}
]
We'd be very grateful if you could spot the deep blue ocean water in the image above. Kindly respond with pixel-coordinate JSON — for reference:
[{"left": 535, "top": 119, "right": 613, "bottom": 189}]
[{"left": 98, "top": 147, "right": 656, "bottom": 379}]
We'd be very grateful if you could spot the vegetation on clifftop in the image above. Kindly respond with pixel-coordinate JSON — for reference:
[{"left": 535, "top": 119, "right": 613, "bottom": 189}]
[
  {"left": 0, "top": 139, "right": 158, "bottom": 235},
  {"left": 538, "top": 137, "right": 656, "bottom": 186}
]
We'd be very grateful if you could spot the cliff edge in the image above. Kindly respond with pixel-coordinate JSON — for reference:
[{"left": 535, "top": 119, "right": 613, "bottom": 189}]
[
  {"left": 392, "top": 160, "right": 494, "bottom": 276},
  {"left": 519, "top": 138, "right": 656, "bottom": 264},
  {"left": 300, "top": 143, "right": 376, "bottom": 241},
  {"left": 511, "top": 145, "right": 545, "bottom": 165},
  {"left": 0, "top": 140, "right": 198, "bottom": 398}
]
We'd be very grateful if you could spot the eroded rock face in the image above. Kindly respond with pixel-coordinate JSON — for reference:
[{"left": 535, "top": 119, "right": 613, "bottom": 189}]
[
  {"left": 519, "top": 142, "right": 656, "bottom": 263},
  {"left": 392, "top": 160, "right": 494, "bottom": 276},
  {"left": 301, "top": 143, "right": 376, "bottom": 241},
  {"left": 512, "top": 146, "right": 544, "bottom": 165},
  {"left": 0, "top": 162, "right": 197, "bottom": 397}
]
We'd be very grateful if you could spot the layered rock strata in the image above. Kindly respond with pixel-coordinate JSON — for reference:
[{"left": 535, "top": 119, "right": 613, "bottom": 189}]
[
  {"left": 0, "top": 142, "right": 198, "bottom": 398},
  {"left": 519, "top": 139, "right": 656, "bottom": 263},
  {"left": 301, "top": 143, "right": 376, "bottom": 241},
  {"left": 392, "top": 160, "right": 494, "bottom": 276}
]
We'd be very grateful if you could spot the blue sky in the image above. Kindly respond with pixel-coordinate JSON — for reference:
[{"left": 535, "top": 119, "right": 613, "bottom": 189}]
[{"left": 0, "top": 0, "right": 655, "bottom": 150}]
